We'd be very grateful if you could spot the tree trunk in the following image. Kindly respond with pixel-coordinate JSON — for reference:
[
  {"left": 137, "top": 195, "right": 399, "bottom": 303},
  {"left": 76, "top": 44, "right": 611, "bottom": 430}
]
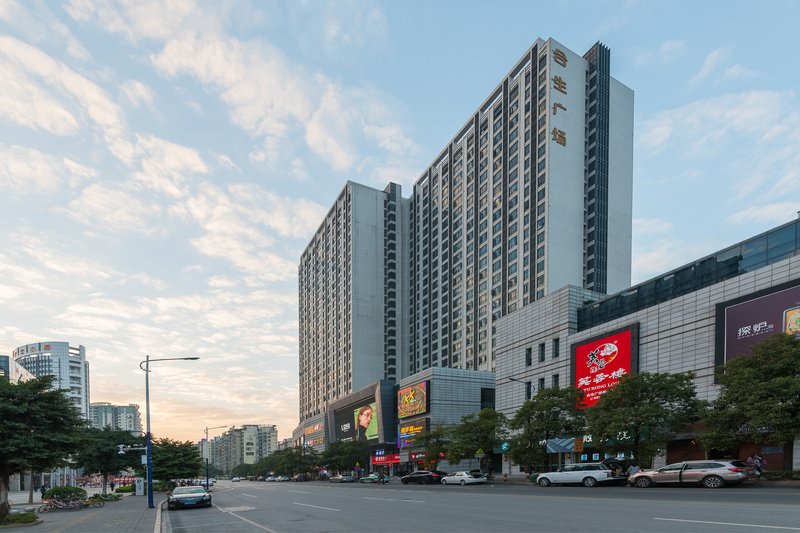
[
  {"left": 102, "top": 473, "right": 108, "bottom": 495},
  {"left": 27, "top": 471, "right": 34, "bottom": 504},
  {"left": 0, "top": 471, "right": 10, "bottom": 520},
  {"left": 783, "top": 439, "right": 794, "bottom": 472}
]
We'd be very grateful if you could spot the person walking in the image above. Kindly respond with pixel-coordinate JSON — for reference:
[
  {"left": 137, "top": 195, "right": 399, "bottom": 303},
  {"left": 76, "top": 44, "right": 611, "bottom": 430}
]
[{"left": 39, "top": 485, "right": 47, "bottom": 500}]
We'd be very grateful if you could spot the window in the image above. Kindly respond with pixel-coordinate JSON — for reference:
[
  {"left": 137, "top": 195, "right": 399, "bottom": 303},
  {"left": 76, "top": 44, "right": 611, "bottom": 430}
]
[
  {"left": 552, "top": 373, "right": 560, "bottom": 388},
  {"left": 525, "top": 381, "right": 532, "bottom": 400},
  {"left": 538, "top": 377, "right": 545, "bottom": 391},
  {"left": 525, "top": 347, "right": 532, "bottom": 366},
  {"left": 552, "top": 338, "right": 560, "bottom": 359},
  {"left": 538, "top": 343, "right": 545, "bottom": 362}
]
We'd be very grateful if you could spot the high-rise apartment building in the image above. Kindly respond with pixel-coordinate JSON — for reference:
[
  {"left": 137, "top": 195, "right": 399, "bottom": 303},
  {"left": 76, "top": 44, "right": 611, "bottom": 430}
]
[
  {"left": 408, "top": 38, "right": 632, "bottom": 373},
  {"left": 297, "top": 37, "right": 633, "bottom": 427},
  {"left": 0, "top": 355, "right": 9, "bottom": 382},
  {"left": 208, "top": 424, "right": 279, "bottom": 474},
  {"left": 90, "top": 402, "right": 142, "bottom": 435},
  {"left": 13, "top": 341, "right": 90, "bottom": 417},
  {"left": 298, "top": 182, "right": 409, "bottom": 423}
]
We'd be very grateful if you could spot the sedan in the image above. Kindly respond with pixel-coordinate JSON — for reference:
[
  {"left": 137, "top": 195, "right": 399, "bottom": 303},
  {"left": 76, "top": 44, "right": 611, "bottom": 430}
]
[
  {"left": 441, "top": 471, "right": 487, "bottom": 485},
  {"left": 167, "top": 486, "right": 212, "bottom": 510},
  {"left": 359, "top": 473, "right": 390, "bottom": 483},
  {"left": 400, "top": 470, "right": 448, "bottom": 485},
  {"left": 629, "top": 460, "right": 758, "bottom": 488},
  {"left": 329, "top": 474, "right": 355, "bottom": 483},
  {"left": 536, "top": 463, "right": 625, "bottom": 487}
]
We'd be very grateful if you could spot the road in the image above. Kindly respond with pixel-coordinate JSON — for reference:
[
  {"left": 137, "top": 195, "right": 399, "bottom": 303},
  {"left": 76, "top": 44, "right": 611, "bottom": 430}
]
[{"left": 165, "top": 479, "right": 800, "bottom": 533}]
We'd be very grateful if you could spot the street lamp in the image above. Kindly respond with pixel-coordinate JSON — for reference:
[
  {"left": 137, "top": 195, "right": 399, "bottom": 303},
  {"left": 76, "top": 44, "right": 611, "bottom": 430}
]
[
  {"left": 204, "top": 425, "right": 227, "bottom": 490},
  {"left": 140, "top": 355, "right": 199, "bottom": 509}
]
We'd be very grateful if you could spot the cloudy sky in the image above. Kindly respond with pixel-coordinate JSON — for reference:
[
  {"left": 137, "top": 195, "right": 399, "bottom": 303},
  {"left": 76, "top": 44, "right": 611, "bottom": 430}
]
[{"left": 1, "top": 0, "right": 798, "bottom": 443}]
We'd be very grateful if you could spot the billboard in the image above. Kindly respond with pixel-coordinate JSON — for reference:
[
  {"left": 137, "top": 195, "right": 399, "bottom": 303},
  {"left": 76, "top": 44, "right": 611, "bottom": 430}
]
[
  {"left": 716, "top": 281, "right": 800, "bottom": 365},
  {"left": 397, "top": 380, "right": 428, "bottom": 419},
  {"left": 571, "top": 324, "right": 639, "bottom": 409},
  {"left": 334, "top": 399, "right": 378, "bottom": 442},
  {"left": 398, "top": 418, "right": 429, "bottom": 449}
]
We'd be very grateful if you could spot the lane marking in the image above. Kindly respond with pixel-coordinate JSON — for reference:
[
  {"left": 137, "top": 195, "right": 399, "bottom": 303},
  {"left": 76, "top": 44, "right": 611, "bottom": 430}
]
[
  {"left": 400, "top": 499, "right": 426, "bottom": 503},
  {"left": 654, "top": 518, "right": 800, "bottom": 530},
  {"left": 241, "top": 494, "right": 257, "bottom": 498},
  {"left": 362, "top": 496, "right": 425, "bottom": 503},
  {"left": 293, "top": 502, "right": 340, "bottom": 512},
  {"left": 228, "top": 511, "right": 279, "bottom": 532},
  {"left": 288, "top": 490, "right": 311, "bottom": 494},
  {"left": 218, "top": 505, "right": 256, "bottom": 512},
  {"left": 171, "top": 521, "right": 243, "bottom": 530}
]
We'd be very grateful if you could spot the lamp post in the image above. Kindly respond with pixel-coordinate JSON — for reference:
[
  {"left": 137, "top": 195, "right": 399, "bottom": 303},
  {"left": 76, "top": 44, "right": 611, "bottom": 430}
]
[
  {"left": 204, "top": 425, "right": 227, "bottom": 490},
  {"left": 140, "top": 355, "right": 199, "bottom": 509}
]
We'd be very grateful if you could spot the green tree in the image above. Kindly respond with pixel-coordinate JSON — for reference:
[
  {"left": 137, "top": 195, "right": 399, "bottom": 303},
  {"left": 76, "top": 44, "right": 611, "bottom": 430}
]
[
  {"left": 0, "top": 376, "right": 86, "bottom": 518},
  {"left": 147, "top": 438, "right": 203, "bottom": 488},
  {"left": 586, "top": 372, "right": 701, "bottom": 468},
  {"left": 415, "top": 426, "right": 451, "bottom": 470},
  {"left": 702, "top": 334, "right": 800, "bottom": 470},
  {"left": 74, "top": 427, "right": 144, "bottom": 494},
  {"left": 320, "top": 440, "right": 370, "bottom": 473},
  {"left": 508, "top": 387, "right": 586, "bottom": 473},
  {"left": 447, "top": 408, "right": 508, "bottom": 471}
]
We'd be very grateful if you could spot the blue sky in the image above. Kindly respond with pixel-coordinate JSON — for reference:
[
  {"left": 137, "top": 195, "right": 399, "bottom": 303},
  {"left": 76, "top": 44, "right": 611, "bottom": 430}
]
[{"left": 1, "top": 0, "right": 798, "bottom": 442}]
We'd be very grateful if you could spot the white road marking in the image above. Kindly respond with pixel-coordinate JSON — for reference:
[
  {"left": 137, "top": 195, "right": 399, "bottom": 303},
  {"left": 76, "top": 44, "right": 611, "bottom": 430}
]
[
  {"left": 228, "top": 511, "right": 280, "bottom": 532},
  {"left": 654, "top": 518, "right": 800, "bottom": 530},
  {"left": 241, "top": 494, "right": 257, "bottom": 498},
  {"left": 293, "top": 502, "right": 340, "bottom": 512},
  {"left": 399, "top": 499, "right": 425, "bottom": 503},
  {"left": 218, "top": 505, "right": 256, "bottom": 512},
  {"left": 362, "top": 496, "right": 425, "bottom": 503},
  {"left": 288, "top": 490, "right": 311, "bottom": 494}
]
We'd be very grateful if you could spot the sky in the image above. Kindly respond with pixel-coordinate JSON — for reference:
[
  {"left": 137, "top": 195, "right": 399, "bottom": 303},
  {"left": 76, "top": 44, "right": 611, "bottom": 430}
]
[{"left": 1, "top": 0, "right": 799, "bottom": 444}]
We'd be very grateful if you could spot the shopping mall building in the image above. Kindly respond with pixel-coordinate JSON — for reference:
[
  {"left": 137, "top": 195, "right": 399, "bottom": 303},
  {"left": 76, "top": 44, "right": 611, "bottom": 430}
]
[{"left": 495, "top": 218, "right": 800, "bottom": 472}]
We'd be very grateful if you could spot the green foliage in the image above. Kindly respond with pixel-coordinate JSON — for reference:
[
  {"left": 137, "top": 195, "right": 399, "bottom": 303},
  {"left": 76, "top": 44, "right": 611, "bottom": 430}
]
[
  {"left": 115, "top": 485, "right": 133, "bottom": 493},
  {"left": 43, "top": 486, "right": 86, "bottom": 500},
  {"left": 586, "top": 372, "right": 701, "bottom": 468},
  {"left": 256, "top": 447, "right": 319, "bottom": 476},
  {"left": 0, "top": 512, "right": 37, "bottom": 524},
  {"left": 703, "top": 334, "right": 800, "bottom": 458},
  {"left": 0, "top": 376, "right": 87, "bottom": 519},
  {"left": 73, "top": 427, "right": 144, "bottom": 494},
  {"left": 415, "top": 426, "right": 451, "bottom": 470},
  {"left": 760, "top": 470, "right": 800, "bottom": 481},
  {"left": 447, "top": 408, "right": 507, "bottom": 471},
  {"left": 508, "top": 387, "right": 586, "bottom": 472},
  {"left": 147, "top": 438, "right": 204, "bottom": 487},
  {"left": 320, "top": 441, "right": 370, "bottom": 473}
]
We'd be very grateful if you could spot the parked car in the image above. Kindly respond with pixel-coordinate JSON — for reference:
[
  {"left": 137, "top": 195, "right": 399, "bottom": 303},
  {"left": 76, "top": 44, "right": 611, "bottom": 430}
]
[
  {"left": 291, "top": 474, "right": 309, "bottom": 481},
  {"left": 276, "top": 475, "right": 290, "bottom": 482},
  {"left": 266, "top": 476, "right": 276, "bottom": 482},
  {"left": 359, "top": 473, "right": 391, "bottom": 483},
  {"left": 230, "top": 477, "right": 241, "bottom": 482},
  {"left": 167, "top": 486, "right": 212, "bottom": 510},
  {"left": 441, "top": 471, "right": 487, "bottom": 485},
  {"left": 536, "top": 463, "right": 625, "bottom": 487},
  {"left": 329, "top": 474, "right": 355, "bottom": 483},
  {"left": 628, "top": 460, "right": 758, "bottom": 488},
  {"left": 400, "top": 470, "right": 448, "bottom": 485}
]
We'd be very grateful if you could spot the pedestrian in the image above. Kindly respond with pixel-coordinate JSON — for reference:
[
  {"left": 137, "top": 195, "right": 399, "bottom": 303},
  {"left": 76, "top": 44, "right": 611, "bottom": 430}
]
[
  {"left": 754, "top": 454, "right": 766, "bottom": 473},
  {"left": 110, "top": 480, "right": 115, "bottom": 492},
  {"left": 626, "top": 463, "right": 641, "bottom": 477},
  {"left": 39, "top": 485, "right": 47, "bottom": 500},
  {"left": 746, "top": 454, "right": 757, "bottom": 470}
]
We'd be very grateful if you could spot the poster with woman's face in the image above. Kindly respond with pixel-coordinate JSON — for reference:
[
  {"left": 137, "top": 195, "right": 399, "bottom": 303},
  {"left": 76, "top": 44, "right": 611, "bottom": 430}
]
[{"left": 353, "top": 401, "right": 378, "bottom": 441}]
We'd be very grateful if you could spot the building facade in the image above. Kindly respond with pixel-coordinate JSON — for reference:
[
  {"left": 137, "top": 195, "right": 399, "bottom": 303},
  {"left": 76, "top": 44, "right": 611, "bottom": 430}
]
[
  {"left": 89, "top": 402, "right": 142, "bottom": 435},
  {"left": 495, "top": 218, "right": 800, "bottom": 471},
  {"left": 209, "top": 424, "right": 278, "bottom": 475},
  {"left": 12, "top": 341, "right": 90, "bottom": 417},
  {"left": 0, "top": 355, "right": 8, "bottom": 382},
  {"left": 298, "top": 182, "right": 410, "bottom": 424}
]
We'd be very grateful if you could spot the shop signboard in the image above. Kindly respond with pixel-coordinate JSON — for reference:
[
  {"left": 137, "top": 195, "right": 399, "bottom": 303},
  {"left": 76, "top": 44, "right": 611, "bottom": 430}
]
[
  {"left": 571, "top": 324, "right": 639, "bottom": 409},
  {"left": 398, "top": 419, "right": 428, "bottom": 449},
  {"left": 716, "top": 280, "right": 800, "bottom": 365}
]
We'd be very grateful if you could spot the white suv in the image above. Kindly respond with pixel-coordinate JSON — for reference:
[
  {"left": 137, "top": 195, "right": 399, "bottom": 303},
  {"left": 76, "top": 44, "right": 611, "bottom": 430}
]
[{"left": 536, "top": 463, "right": 625, "bottom": 487}]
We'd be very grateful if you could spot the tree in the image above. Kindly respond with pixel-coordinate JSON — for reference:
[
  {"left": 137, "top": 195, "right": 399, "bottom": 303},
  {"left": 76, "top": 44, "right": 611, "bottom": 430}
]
[
  {"left": 416, "top": 426, "right": 451, "bottom": 470},
  {"left": 586, "top": 372, "right": 701, "bottom": 468},
  {"left": 0, "top": 376, "right": 86, "bottom": 518},
  {"left": 320, "top": 440, "right": 370, "bottom": 473},
  {"left": 508, "top": 387, "right": 586, "bottom": 473},
  {"left": 74, "top": 428, "right": 144, "bottom": 494},
  {"left": 703, "top": 334, "right": 800, "bottom": 470},
  {"left": 447, "top": 408, "right": 508, "bottom": 471},
  {"left": 147, "top": 438, "right": 203, "bottom": 488}
]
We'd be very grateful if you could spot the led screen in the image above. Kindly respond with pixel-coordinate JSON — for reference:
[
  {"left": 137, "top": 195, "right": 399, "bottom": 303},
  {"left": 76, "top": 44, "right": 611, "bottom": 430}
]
[
  {"left": 398, "top": 418, "right": 429, "bottom": 449},
  {"left": 572, "top": 325, "right": 638, "bottom": 409},
  {"left": 397, "top": 381, "right": 428, "bottom": 419},
  {"left": 334, "top": 400, "right": 378, "bottom": 442}
]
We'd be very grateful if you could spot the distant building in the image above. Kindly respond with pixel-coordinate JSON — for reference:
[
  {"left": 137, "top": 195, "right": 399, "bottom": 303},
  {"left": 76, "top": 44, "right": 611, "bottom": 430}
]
[
  {"left": 13, "top": 341, "right": 90, "bottom": 417},
  {"left": 89, "top": 402, "right": 142, "bottom": 435},
  {"left": 0, "top": 355, "right": 9, "bottom": 382},
  {"left": 208, "top": 425, "right": 278, "bottom": 475}
]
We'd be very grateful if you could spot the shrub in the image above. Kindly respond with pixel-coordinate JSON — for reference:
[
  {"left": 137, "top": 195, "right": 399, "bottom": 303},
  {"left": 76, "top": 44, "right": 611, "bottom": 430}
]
[
  {"left": 0, "top": 512, "right": 38, "bottom": 524},
  {"left": 761, "top": 470, "right": 800, "bottom": 481},
  {"left": 43, "top": 486, "right": 87, "bottom": 500},
  {"left": 115, "top": 485, "right": 133, "bottom": 493}
]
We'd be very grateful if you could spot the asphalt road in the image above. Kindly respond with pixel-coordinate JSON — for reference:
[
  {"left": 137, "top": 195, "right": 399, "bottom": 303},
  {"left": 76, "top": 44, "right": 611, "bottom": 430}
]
[{"left": 164, "top": 479, "right": 800, "bottom": 533}]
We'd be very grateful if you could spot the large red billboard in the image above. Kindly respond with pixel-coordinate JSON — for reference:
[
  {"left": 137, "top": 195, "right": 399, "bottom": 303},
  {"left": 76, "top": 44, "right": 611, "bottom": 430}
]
[{"left": 572, "top": 324, "right": 638, "bottom": 408}]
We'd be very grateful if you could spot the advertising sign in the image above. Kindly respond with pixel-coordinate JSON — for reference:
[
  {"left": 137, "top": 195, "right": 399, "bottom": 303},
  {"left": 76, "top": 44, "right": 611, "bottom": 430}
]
[
  {"left": 572, "top": 324, "right": 639, "bottom": 409},
  {"left": 304, "top": 423, "right": 323, "bottom": 436},
  {"left": 397, "top": 380, "right": 428, "bottom": 419},
  {"left": 371, "top": 454, "right": 400, "bottom": 465},
  {"left": 398, "top": 419, "right": 429, "bottom": 449},
  {"left": 716, "top": 281, "right": 800, "bottom": 364},
  {"left": 334, "top": 399, "right": 378, "bottom": 442}
]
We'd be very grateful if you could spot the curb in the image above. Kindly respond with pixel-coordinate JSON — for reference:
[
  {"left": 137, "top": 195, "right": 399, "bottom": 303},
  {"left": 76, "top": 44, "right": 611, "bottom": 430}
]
[{"left": 0, "top": 519, "right": 43, "bottom": 529}]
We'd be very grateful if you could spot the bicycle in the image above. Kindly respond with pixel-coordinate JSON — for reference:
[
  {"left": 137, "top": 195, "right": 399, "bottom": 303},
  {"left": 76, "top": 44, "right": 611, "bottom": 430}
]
[{"left": 37, "top": 498, "right": 85, "bottom": 513}]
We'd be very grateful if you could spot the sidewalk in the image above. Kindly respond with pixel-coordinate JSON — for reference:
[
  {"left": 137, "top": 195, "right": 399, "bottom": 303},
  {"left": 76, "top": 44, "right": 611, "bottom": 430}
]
[{"left": 7, "top": 491, "right": 161, "bottom": 533}]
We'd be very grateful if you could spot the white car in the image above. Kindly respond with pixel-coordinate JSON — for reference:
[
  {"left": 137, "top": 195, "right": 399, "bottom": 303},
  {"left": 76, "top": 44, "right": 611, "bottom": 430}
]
[
  {"left": 231, "top": 477, "right": 241, "bottom": 482},
  {"left": 536, "top": 463, "right": 625, "bottom": 487},
  {"left": 441, "top": 471, "right": 487, "bottom": 485}
]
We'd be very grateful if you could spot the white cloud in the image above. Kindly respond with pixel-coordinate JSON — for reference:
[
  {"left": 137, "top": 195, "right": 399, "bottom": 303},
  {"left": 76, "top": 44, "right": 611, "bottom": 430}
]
[
  {"left": 120, "top": 79, "right": 155, "bottom": 107},
  {"left": 727, "top": 203, "right": 800, "bottom": 225},
  {"left": 0, "top": 61, "right": 79, "bottom": 135},
  {"left": 305, "top": 80, "right": 357, "bottom": 171},
  {"left": 227, "top": 183, "right": 327, "bottom": 239},
  {"left": 0, "top": 144, "right": 65, "bottom": 194},
  {"left": 130, "top": 134, "right": 209, "bottom": 198},
  {"left": 721, "top": 64, "right": 757, "bottom": 82},
  {"left": 633, "top": 218, "right": 674, "bottom": 236},
  {"left": 688, "top": 48, "right": 728, "bottom": 86},
  {"left": 68, "top": 183, "right": 163, "bottom": 234},
  {"left": 633, "top": 40, "right": 686, "bottom": 67}
]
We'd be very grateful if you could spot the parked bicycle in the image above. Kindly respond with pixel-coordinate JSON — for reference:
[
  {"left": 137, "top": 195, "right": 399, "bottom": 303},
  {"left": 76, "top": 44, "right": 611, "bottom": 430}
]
[{"left": 37, "top": 498, "right": 84, "bottom": 513}]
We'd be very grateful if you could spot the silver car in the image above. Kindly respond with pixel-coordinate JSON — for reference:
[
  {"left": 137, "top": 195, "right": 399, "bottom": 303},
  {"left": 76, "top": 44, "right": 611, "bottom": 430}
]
[
  {"left": 628, "top": 460, "right": 758, "bottom": 488},
  {"left": 536, "top": 463, "right": 625, "bottom": 487}
]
